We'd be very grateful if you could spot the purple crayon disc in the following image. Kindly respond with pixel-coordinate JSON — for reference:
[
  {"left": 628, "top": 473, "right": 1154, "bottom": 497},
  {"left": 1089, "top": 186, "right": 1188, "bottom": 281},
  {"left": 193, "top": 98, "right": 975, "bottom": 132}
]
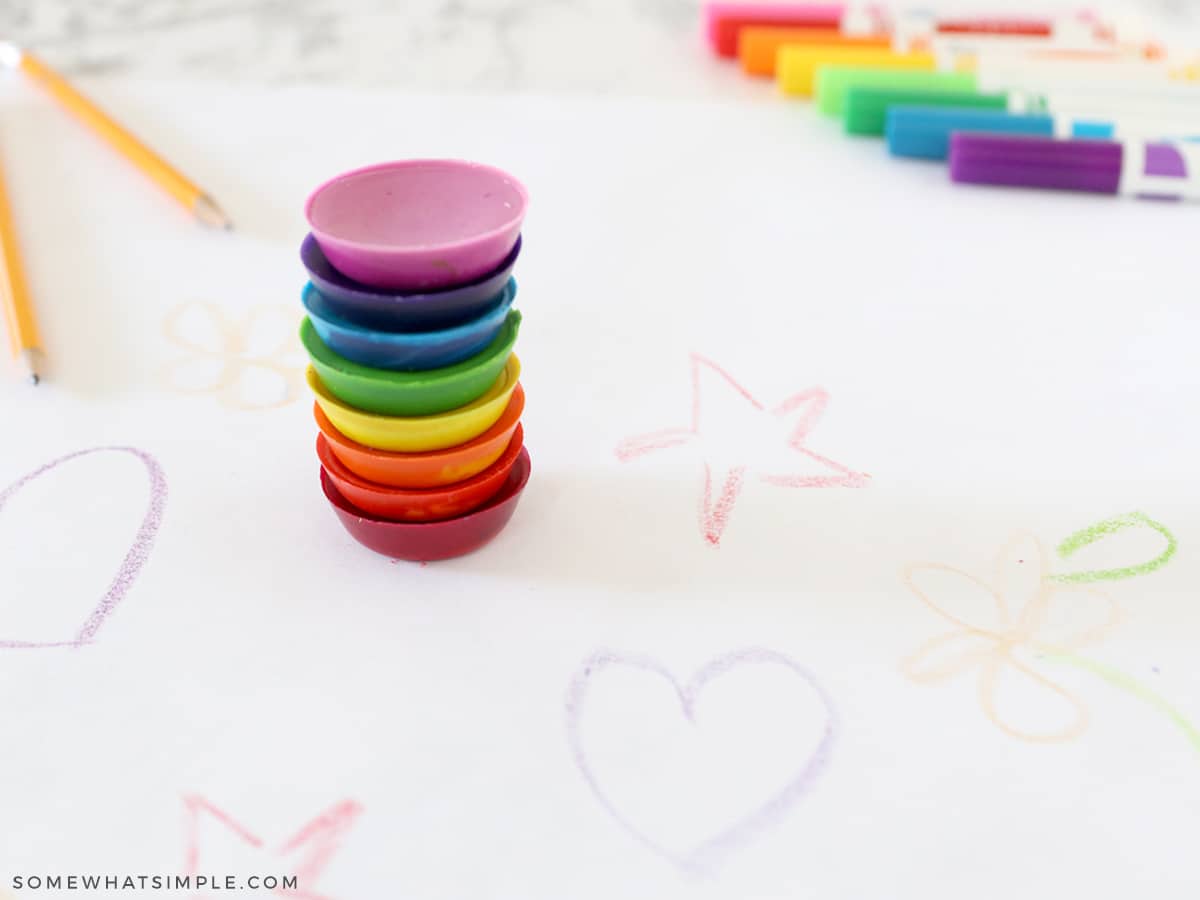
[{"left": 300, "top": 233, "right": 522, "bottom": 331}]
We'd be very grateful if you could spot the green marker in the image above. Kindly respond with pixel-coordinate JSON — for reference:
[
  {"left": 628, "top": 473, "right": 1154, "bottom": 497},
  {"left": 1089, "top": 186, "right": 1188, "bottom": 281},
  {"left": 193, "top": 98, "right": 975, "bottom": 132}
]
[
  {"left": 844, "top": 88, "right": 1009, "bottom": 136},
  {"left": 814, "top": 66, "right": 978, "bottom": 117}
]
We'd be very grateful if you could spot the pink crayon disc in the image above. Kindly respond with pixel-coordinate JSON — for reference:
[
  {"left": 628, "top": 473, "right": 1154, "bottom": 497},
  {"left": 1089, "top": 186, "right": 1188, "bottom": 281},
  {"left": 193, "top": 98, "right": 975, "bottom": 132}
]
[{"left": 305, "top": 159, "right": 528, "bottom": 292}]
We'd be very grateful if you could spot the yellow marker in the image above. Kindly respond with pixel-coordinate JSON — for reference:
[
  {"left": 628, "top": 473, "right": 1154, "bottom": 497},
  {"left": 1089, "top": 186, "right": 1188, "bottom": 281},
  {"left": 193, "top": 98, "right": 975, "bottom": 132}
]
[
  {"left": 0, "top": 42, "right": 231, "bottom": 228},
  {"left": 777, "top": 46, "right": 936, "bottom": 96}
]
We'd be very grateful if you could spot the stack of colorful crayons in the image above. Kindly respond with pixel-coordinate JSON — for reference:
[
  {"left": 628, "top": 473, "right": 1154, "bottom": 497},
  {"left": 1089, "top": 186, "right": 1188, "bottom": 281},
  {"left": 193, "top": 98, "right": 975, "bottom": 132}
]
[
  {"left": 300, "top": 160, "right": 533, "bottom": 562},
  {"left": 708, "top": 2, "right": 1200, "bottom": 201}
]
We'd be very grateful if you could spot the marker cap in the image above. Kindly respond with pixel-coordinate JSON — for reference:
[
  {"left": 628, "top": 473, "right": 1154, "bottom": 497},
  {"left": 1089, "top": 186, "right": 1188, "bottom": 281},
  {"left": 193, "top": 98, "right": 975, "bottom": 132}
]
[
  {"left": 844, "top": 87, "right": 1007, "bottom": 135},
  {"left": 778, "top": 46, "right": 934, "bottom": 96},
  {"left": 886, "top": 106, "right": 1055, "bottom": 158},
  {"left": 738, "top": 26, "right": 890, "bottom": 77},
  {"left": 814, "top": 65, "right": 971, "bottom": 115},
  {"left": 705, "top": 2, "right": 846, "bottom": 58},
  {"left": 949, "top": 133, "right": 1122, "bottom": 193}
]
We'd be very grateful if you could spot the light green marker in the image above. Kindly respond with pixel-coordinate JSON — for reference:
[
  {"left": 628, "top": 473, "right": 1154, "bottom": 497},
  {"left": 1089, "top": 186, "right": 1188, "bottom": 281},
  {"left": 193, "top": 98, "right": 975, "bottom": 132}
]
[{"left": 814, "top": 66, "right": 978, "bottom": 117}]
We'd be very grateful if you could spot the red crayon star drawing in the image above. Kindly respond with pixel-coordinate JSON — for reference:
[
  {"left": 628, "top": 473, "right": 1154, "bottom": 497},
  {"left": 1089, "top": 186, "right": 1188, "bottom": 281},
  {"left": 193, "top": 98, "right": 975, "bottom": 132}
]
[
  {"left": 182, "top": 795, "right": 362, "bottom": 899},
  {"left": 616, "top": 355, "right": 869, "bottom": 547}
]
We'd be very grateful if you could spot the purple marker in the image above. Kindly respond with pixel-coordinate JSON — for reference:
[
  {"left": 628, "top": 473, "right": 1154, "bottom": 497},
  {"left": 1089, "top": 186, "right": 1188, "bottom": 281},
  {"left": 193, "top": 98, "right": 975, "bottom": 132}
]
[{"left": 949, "top": 133, "right": 1200, "bottom": 201}]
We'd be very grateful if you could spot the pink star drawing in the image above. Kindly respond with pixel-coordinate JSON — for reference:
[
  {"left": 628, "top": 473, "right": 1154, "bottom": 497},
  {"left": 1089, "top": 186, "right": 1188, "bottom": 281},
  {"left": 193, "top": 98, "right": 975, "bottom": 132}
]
[
  {"left": 182, "top": 795, "right": 362, "bottom": 899},
  {"left": 616, "top": 355, "right": 869, "bottom": 547}
]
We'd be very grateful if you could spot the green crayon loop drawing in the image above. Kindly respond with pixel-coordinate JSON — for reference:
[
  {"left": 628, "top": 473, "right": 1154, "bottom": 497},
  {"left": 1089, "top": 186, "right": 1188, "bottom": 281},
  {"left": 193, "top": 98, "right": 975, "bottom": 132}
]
[{"left": 1049, "top": 511, "right": 1177, "bottom": 585}]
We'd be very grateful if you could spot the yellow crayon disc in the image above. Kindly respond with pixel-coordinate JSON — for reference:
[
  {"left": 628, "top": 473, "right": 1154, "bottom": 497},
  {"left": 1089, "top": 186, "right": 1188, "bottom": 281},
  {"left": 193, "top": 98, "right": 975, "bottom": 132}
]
[{"left": 307, "top": 355, "right": 521, "bottom": 453}]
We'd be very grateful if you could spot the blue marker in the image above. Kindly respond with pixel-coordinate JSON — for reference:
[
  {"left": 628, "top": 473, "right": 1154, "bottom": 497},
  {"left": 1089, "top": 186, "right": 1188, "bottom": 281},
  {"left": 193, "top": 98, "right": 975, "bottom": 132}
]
[
  {"left": 887, "top": 105, "right": 1200, "bottom": 160},
  {"left": 886, "top": 106, "right": 1053, "bottom": 159}
]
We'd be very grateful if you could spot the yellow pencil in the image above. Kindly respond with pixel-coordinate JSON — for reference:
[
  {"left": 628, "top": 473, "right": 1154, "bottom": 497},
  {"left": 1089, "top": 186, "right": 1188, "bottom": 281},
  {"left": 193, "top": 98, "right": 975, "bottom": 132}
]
[
  {"left": 0, "top": 147, "right": 43, "bottom": 384},
  {"left": 0, "top": 42, "right": 232, "bottom": 229}
]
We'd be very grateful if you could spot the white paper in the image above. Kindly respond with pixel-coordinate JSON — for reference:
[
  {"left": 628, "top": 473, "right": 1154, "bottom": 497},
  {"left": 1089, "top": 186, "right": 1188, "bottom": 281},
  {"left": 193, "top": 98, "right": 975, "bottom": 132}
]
[{"left": 0, "top": 78, "right": 1197, "bottom": 899}]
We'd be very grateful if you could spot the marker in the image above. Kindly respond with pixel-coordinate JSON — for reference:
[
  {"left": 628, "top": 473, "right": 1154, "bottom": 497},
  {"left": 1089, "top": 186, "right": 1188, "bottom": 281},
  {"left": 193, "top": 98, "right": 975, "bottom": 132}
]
[
  {"left": 844, "top": 86, "right": 1006, "bottom": 134},
  {"left": 917, "top": 37, "right": 1131, "bottom": 64},
  {"left": 816, "top": 66, "right": 976, "bottom": 116},
  {"left": 705, "top": 2, "right": 849, "bottom": 58},
  {"left": 1064, "top": 116, "right": 1200, "bottom": 140},
  {"left": 739, "top": 14, "right": 1124, "bottom": 78},
  {"left": 970, "top": 54, "right": 1200, "bottom": 93},
  {"left": 949, "top": 134, "right": 1200, "bottom": 201},
  {"left": 821, "top": 63, "right": 1200, "bottom": 108},
  {"left": 888, "top": 106, "right": 1054, "bottom": 157},
  {"left": 1036, "top": 85, "right": 1200, "bottom": 121},
  {"left": 894, "top": 9, "right": 1120, "bottom": 45},
  {"left": 778, "top": 46, "right": 935, "bottom": 96},
  {"left": 814, "top": 62, "right": 1200, "bottom": 132},
  {"left": 941, "top": 17, "right": 1055, "bottom": 36},
  {"left": 886, "top": 101, "right": 1200, "bottom": 158},
  {"left": 785, "top": 43, "right": 1199, "bottom": 100},
  {"left": 738, "top": 26, "right": 890, "bottom": 77}
]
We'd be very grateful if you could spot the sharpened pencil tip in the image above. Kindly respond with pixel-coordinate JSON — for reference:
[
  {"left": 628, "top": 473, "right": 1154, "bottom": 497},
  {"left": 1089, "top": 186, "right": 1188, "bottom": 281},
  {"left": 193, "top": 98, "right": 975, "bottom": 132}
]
[
  {"left": 18, "top": 348, "right": 44, "bottom": 386},
  {"left": 194, "top": 194, "right": 233, "bottom": 230}
]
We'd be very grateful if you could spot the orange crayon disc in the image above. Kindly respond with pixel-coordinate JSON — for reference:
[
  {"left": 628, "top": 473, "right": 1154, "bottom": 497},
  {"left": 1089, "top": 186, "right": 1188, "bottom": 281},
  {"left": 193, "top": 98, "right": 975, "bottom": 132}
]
[{"left": 312, "top": 382, "right": 524, "bottom": 490}]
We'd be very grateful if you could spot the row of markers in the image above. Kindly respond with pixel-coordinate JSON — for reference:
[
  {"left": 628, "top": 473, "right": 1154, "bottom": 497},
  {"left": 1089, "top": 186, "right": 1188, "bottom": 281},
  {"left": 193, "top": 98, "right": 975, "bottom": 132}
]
[{"left": 707, "top": 2, "right": 1200, "bottom": 200}]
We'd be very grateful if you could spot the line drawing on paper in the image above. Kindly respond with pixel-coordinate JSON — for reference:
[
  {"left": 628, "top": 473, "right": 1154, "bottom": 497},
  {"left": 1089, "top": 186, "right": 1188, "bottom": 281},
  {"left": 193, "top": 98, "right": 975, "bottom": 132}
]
[
  {"left": 616, "top": 355, "right": 868, "bottom": 547},
  {"left": 162, "top": 301, "right": 303, "bottom": 410},
  {"left": 565, "top": 648, "right": 836, "bottom": 872},
  {"left": 901, "top": 514, "right": 1195, "bottom": 749},
  {"left": 0, "top": 446, "right": 166, "bottom": 650},
  {"left": 182, "top": 795, "right": 363, "bottom": 900}
]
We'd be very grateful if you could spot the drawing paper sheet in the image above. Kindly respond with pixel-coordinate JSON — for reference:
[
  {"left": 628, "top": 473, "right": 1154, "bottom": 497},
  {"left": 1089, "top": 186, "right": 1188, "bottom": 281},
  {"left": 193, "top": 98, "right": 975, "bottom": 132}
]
[{"left": 0, "top": 79, "right": 1197, "bottom": 898}]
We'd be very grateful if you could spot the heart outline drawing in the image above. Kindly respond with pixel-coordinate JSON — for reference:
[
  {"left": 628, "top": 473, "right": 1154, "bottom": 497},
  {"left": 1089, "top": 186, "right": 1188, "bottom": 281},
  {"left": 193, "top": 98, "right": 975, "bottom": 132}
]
[
  {"left": 564, "top": 647, "right": 837, "bottom": 872},
  {"left": 0, "top": 446, "right": 167, "bottom": 650}
]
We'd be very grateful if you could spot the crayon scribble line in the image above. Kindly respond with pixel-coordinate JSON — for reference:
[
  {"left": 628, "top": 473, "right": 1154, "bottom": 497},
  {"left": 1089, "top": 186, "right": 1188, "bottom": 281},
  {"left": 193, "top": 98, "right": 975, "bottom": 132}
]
[
  {"left": 903, "top": 513, "right": 1183, "bottom": 746},
  {"left": 700, "top": 463, "right": 746, "bottom": 547},
  {"left": 183, "top": 796, "right": 362, "bottom": 900},
  {"left": 1041, "top": 651, "right": 1200, "bottom": 756},
  {"left": 616, "top": 355, "right": 867, "bottom": 547},
  {"left": 163, "top": 301, "right": 303, "bottom": 411},
  {"left": 0, "top": 447, "right": 166, "bottom": 650},
  {"left": 565, "top": 647, "right": 836, "bottom": 873},
  {"left": 900, "top": 533, "right": 1111, "bottom": 743},
  {"left": 1050, "top": 512, "right": 1178, "bottom": 584}
]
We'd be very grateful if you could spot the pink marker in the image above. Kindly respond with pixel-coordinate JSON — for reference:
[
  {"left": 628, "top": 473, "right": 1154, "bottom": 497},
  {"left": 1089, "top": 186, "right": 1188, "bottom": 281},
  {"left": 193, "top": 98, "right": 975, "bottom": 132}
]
[{"left": 704, "top": 2, "right": 849, "bottom": 57}]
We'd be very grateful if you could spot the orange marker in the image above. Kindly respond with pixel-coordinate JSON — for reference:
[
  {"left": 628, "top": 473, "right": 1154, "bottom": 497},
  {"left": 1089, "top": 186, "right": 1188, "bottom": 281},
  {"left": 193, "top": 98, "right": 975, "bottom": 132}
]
[
  {"left": 739, "top": 26, "right": 891, "bottom": 77},
  {"left": 0, "top": 42, "right": 231, "bottom": 228}
]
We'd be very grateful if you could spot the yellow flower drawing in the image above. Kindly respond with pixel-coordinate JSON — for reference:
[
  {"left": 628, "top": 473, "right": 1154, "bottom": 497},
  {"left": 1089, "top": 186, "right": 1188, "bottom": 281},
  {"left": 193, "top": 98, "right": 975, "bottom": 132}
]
[
  {"left": 162, "top": 301, "right": 303, "bottom": 410},
  {"left": 901, "top": 533, "right": 1121, "bottom": 743}
]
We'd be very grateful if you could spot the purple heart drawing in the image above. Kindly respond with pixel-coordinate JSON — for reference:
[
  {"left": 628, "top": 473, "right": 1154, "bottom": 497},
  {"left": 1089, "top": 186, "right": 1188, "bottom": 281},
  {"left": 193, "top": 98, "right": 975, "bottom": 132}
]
[
  {"left": 0, "top": 446, "right": 167, "bottom": 649},
  {"left": 565, "top": 648, "right": 837, "bottom": 872}
]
